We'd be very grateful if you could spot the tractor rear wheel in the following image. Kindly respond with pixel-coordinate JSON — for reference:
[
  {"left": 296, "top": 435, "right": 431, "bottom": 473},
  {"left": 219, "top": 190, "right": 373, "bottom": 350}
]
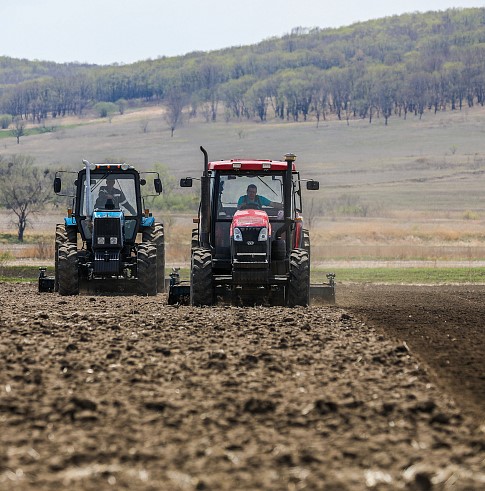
[
  {"left": 191, "top": 228, "right": 199, "bottom": 253},
  {"left": 55, "top": 224, "right": 77, "bottom": 292},
  {"left": 58, "top": 242, "right": 79, "bottom": 295},
  {"left": 190, "top": 247, "right": 214, "bottom": 306},
  {"left": 287, "top": 249, "right": 310, "bottom": 307},
  {"left": 143, "top": 222, "right": 165, "bottom": 292},
  {"left": 302, "top": 229, "right": 311, "bottom": 260},
  {"left": 137, "top": 243, "right": 157, "bottom": 296}
]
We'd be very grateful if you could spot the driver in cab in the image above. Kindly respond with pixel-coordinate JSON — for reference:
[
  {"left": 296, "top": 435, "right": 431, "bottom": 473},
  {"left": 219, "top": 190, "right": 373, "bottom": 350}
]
[
  {"left": 96, "top": 176, "right": 136, "bottom": 215},
  {"left": 237, "top": 184, "right": 283, "bottom": 210}
]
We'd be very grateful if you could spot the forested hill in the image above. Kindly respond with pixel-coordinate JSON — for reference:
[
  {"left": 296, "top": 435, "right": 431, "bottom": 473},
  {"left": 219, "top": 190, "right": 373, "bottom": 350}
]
[{"left": 1, "top": 7, "right": 485, "bottom": 126}]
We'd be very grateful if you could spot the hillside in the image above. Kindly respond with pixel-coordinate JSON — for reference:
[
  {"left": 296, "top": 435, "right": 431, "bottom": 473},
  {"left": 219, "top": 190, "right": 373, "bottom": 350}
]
[
  {"left": 1, "top": 102, "right": 484, "bottom": 216},
  {"left": 1, "top": 7, "right": 485, "bottom": 128}
]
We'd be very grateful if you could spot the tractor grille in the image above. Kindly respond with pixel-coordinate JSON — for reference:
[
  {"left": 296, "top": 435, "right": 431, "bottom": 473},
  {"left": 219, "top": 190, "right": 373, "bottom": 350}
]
[
  {"left": 236, "top": 227, "right": 266, "bottom": 254},
  {"left": 240, "top": 227, "right": 262, "bottom": 241},
  {"left": 93, "top": 217, "right": 122, "bottom": 249},
  {"left": 233, "top": 227, "right": 269, "bottom": 268},
  {"left": 236, "top": 243, "right": 266, "bottom": 254},
  {"left": 94, "top": 217, "right": 120, "bottom": 236},
  {"left": 94, "top": 251, "right": 121, "bottom": 275},
  {"left": 233, "top": 269, "right": 269, "bottom": 285}
]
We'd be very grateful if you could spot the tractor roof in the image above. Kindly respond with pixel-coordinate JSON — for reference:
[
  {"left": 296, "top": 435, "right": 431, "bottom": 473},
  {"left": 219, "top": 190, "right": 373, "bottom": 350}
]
[
  {"left": 87, "top": 163, "right": 135, "bottom": 171},
  {"left": 79, "top": 163, "right": 140, "bottom": 176},
  {"left": 209, "top": 159, "right": 296, "bottom": 171}
]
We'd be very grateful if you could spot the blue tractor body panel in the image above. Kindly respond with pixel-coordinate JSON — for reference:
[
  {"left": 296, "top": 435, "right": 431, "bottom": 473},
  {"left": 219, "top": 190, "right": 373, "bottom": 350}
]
[
  {"left": 141, "top": 216, "right": 155, "bottom": 228},
  {"left": 64, "top": 217, "right": 77, "bottom": 227}
]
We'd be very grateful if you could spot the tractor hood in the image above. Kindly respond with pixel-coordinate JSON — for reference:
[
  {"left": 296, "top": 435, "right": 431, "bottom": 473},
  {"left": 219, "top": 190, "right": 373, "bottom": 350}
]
[{"left": 230, "top": 209, "right": 271, "bottom": 235}]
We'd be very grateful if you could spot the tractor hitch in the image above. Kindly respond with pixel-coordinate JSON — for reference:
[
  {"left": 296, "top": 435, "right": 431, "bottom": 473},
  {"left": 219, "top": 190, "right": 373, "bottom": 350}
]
[
  {"left": 167, "top": 268, "right": 190, "bottom": 305},
  {"left": 38, "top": 267, "right": 55, "bottom": 293}
]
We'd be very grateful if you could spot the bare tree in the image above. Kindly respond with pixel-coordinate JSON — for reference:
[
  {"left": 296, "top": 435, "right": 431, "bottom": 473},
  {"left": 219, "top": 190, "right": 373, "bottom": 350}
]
[
  {"left": 11, "top": 117, "right": 25, "bottom": 144},
  {"left": 164, "top": 87, "right": 187, "bottom": 137},
  {"left": 305, "top": 197, "right": 324, "bottom": 229},
  {"left": 0, "top": 155, "right": 53, "bottom": 241},
  {"left": 140, "top": 118, "right": 150, "bottom": 133}
]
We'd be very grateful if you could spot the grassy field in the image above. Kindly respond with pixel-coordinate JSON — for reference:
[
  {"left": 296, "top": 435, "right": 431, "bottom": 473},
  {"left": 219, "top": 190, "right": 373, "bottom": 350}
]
[
  {"left": 1, "top": 103, "right": 485, "bottom": 214},
  {"left": 1, "top": 103, "right": 484, "bottom": 278},
  {"left": 2, "top": 264, "right": 485, "bottom": 285}
]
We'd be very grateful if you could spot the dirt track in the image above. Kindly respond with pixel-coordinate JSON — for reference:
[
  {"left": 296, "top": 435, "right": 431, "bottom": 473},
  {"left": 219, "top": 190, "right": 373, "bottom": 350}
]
[{"left": 0, "top": 282, "right": 484, "bottom": 490}]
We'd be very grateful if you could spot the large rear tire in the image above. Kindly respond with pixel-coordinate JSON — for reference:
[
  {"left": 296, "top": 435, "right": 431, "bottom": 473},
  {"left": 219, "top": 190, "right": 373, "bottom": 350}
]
[
  {"left": 287, "top": 249, "right": 310, "bottom": 307},
  {"left": 58, "top": 242, "right": 79, "bottom": 296},
  {"left": 137, "top": 243, "right": 157, "bottom": 296},
  {"left": 143, "top": 222, "right": 165, "bottom": 292},
  {"left": 191, "top": 228, "right": 199, "bottom": 253},
  {"left": 190, "top": 247, "right": 214, "bottom": 306},
  {"left": 302, "top": 229, "right": 311, "bottom": 260},
  {"left": 55, "top": 224, "right": 77, "bottom": 292}
]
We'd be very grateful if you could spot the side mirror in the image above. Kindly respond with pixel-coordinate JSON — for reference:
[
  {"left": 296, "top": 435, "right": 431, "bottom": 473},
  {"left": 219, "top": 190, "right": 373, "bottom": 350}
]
[
  {"left": 306, "top": 180, "right": 319, "bottom": 191},
  {"left": 180, "top": 178, "right": 193, "bottom": 188},
  {"left": 140, "top": 178, "right": 146, "bottom": 186},
  {"left": 53, "top": 177, "right": 61, "bottom": 193},
  {"left": 154, "top": 178, "right": 162, "bottom": 194}
]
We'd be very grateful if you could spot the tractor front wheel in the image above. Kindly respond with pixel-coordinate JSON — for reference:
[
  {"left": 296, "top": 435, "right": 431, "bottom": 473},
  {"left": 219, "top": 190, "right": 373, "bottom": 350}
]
[
  {"left": 302, "top": 229, "right": 311, "bottom": 260},
  {"left": 287, "top": 249, "right": 310, "bottom": 307},
  {"left": 190, "top": 247, "right": 214, "bottom": 306}
]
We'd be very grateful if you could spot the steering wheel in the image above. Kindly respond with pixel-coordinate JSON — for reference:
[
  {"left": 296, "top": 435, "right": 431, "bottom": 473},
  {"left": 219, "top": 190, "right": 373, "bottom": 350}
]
[{"left": 240, "top": 202, "right": 261, "bottom": 210}]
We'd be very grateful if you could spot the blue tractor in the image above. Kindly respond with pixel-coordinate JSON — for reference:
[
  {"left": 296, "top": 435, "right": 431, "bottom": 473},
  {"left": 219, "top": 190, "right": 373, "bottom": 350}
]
[{"left": 53, "top": 160, "right": 164, "bottom": 295}]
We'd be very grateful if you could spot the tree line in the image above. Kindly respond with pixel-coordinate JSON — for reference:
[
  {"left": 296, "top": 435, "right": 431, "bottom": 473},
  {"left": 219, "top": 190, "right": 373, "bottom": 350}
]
[{"left": 1, "top": 7, "right": 485, "bottom": 130}]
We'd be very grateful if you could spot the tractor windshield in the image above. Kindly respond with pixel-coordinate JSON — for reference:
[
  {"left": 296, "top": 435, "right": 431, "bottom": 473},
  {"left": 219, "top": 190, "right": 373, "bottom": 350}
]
[
  {"left": 80, "top": 173, "right": 138, "bottom": 217},
  {"left": 217, "top": 174, "right": 284, "bottom": 218}
]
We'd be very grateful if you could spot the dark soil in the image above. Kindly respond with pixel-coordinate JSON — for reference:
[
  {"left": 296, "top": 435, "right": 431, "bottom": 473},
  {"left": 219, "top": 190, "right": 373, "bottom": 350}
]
[
  {"left": 337, "top": 284, "right": 485, "bottom": 425},
  {"left": 0, "top": 282, "right": 484, "bottom": 490}
]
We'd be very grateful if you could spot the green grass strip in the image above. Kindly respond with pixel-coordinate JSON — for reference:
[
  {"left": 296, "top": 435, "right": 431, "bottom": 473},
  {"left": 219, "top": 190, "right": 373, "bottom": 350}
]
[
  {"left": 1, "top": 266, "right": 484, "bottom": 285},
  {"left": 312, "top": 267, "right": 485, "bottom": 284},
  {"left": 0, "top": 266, "right": 45, "bottom": 281}
]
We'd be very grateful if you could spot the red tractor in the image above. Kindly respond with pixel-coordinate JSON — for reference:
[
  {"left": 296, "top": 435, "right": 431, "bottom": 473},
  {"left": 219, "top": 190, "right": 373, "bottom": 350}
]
[{"left": 169, "top": 147, "right": 335, "bottom": 306}]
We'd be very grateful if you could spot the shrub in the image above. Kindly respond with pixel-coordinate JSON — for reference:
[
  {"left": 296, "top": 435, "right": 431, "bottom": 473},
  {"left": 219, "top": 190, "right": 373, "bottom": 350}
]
[
  {"left": 94, "top": 102, "right": 118, "bottom": 119},
  {"left": 35, "top": 237, "right": 55, "bottom": 259},
  {"left": 326, "top": 194, "right": 370, "bottom": 217},
  {"left": 0, "top": 114, "right": 12, "bottom": 129},
  {"left": 463, "top": 210, "right": 479, "bottom": 220}
]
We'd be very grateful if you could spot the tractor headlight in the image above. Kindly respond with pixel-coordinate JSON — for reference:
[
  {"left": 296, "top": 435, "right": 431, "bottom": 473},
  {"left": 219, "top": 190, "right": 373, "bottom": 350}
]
[
  {"left": 258, "top": 227, "right": 268, "bottom": 241},
  {"left": 97, "top": 237, "right": 105, "bottom": 245},
  {"left": 110, "top": 237, "right": 118, "bottom": 245},
  {"left": 233, "top": 227, "right": 243, "bottom": 242}
]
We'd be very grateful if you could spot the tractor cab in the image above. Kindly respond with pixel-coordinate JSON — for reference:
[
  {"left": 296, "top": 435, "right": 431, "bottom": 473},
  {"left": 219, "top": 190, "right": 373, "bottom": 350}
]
[
  {"left": 205, "top": 162, "right": 300, "bottom": 275},
  {"left": 75, "top": 167, "right": 143, "bottom": 244}
]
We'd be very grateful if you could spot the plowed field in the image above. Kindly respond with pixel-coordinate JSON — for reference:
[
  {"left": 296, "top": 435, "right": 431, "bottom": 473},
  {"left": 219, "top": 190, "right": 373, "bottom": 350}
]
[{"left": 1, "top": 282, "right": 484, "bottom": 490}]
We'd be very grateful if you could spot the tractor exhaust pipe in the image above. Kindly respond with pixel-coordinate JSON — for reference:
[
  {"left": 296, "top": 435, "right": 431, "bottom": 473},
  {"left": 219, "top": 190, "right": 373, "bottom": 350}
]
[
  {"left": 82, "top": 159, "right": 93, "bottom": 218},
  {"left": 200, "top": 146, "right": 210, "bottom": 249},
  {"left": 284, "top": 153, "right": 296, "bottom": 257}
]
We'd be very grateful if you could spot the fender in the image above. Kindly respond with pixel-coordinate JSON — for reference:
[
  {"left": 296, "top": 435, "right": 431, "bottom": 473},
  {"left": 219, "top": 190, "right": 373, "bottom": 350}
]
[
  {"left": 64, "top": 217, "right": 77, "bottom": 227},
  {"left": 141, "top": 216, "right": 156, "bottom": 227}
]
